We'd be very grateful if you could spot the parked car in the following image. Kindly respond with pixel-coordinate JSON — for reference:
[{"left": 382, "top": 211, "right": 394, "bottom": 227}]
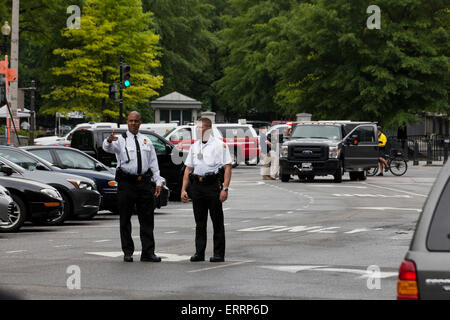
[
  {"left": 397, "top": 160, "right": 450, "bottom": 300},
  {"left": 245, "top": 121, "right": 271, "bottom": 135},
  {"left": 70, "top": 128, "right": 185, "bottom": 201},
  {"left": 20, "top": 145, "right": 169, "bottom": 211},
  {"left": 1, "top": 146, "right": 117, "bottom": 213},
  {"left": 34, "top": 122, "right": 117, "bottom": 146},
  {"left": 164, "top": 124, "right": 259, "bottom": 168},
  {"left": 279, "top": 121, "right": 379, "bottom": 182},
  {"left": 0, "top": 184, "right": 14, "bottom": 228},
  {"left": 0, "top": 172, "right": 63, "bottom": 233},
  {"left": 120, "top": 123, "right": 177, "bottom": 137},
  {"left": 0, "top": 155, "right": 101, "bottom": 223}
]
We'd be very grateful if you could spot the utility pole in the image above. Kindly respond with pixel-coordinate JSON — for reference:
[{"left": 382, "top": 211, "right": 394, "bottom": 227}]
[
  {"left": 9, "top": 0, "right": 19, "bottom": 145},
  {"left": 20, "top": 80, "right": 36, "bottom": 145}
]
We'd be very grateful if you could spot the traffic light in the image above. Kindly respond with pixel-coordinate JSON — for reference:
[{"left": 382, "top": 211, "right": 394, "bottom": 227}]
[
  {"left": 109, "top": 84, "right": 118, "bottom": 100},
  {"left": 121, "top": 63, "right": 131, "bottom": 88}
]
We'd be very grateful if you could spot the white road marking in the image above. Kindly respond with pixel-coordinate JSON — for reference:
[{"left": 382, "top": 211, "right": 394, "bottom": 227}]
[
  {"left": 354, "top": 207, "right": 422, "bottom": 212},
  {"left": 5, "top": 250, "right": 27, "bottom": 254},
  {"left": 260, "top": 265, "right": 398, "bottom": 279},
  {"left": 307, "top": 227, "right": 340, "bottom": 234},
  {"left": 237, "top": 226, "right": 287, "bottom": 232},
  {"left": 53, "top": 245, "right": 71, "bottom": 248},
  {"left": 164, "top": 231, "right": 178, "bottom": 234},
  {"left": 85, "top": 251, "right": 191, "bottom": 262},
  {"left": 188, "top": 260, "right": 254, "bottom": 273},
  {"left": 272, "top": 226, "right": 322, "bottom": 233},
  {"left": 241, "top": 220, "right": 251, "bottom": 223},
  {"left": 260, "top": 265, "right": 326, "bottom": 273},
  {"left": 93, "top": 240, "right": 112, "bottom": 243},
  {"left": 345, "top": 228, "right": 370, "bottom": 234},
  {"left": 362, "top": 183, "right": 428, "bottom": 198}
]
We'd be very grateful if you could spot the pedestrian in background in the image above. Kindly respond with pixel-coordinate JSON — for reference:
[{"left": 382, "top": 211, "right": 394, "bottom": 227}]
[
  {"left": 259, "top": 126, "right": 273, "bottom": 180},
  {"left": 103, "top": 111, "right": 163, "bottom": 263},
  {"left": 269, "top": 129, "right": 280, "bottom": 180},
  {"left": 181, "top": 117, "right": 232, "bottom": 263}
]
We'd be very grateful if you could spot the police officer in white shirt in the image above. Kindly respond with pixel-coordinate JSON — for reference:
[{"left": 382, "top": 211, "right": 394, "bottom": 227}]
[
  {"left": 181, "top": 117, "right": 232, "bottom": 262},
  {"left": 103, "top": 111, "right": 163, "bottom": 263}
]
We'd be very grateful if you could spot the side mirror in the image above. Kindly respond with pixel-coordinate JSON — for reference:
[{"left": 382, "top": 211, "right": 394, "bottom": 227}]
[
  {"left": 0, "top": 165, "right": 13, "bottom": 176},
  {"left": 279, "top": 134, "right": 284, "bottom": 144},
  {"left": 95, "top": 164, "right": 104, "bottom": 171},
  {"left": 348, "top": 135, "right": 359, "bottom": 145},
  {"left": 165, "top": 145, "right": 172, "bottom": 155},
  {"left": 36, "top": 163, "right": 49, "bottom": 171}
]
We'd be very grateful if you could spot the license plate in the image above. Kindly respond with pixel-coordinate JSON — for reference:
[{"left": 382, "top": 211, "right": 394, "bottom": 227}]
[{"left": 302, "top": 163, "right": 312, "bottom": 170}]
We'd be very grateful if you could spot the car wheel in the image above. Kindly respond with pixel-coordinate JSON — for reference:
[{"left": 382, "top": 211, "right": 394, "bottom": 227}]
[
  {"left": 358, "top": 171, "right": 367, "bottom": 181},
  {"left": 0, "top": 194, "right": 26, "bottom": 233},
  {"left": 34, "top": 192, "right": 70, "bottom": 226},
  {"left": 334, "top": 161, "right": 343, "bottom": 183},
  {"left": 349, "top": 172, "right": 359, "bottom": 181}
]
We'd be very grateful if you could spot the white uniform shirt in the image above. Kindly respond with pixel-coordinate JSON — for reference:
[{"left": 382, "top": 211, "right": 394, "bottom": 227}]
[
  {"left": 184, "top": 135, "right": 232, "bottom": 176},
  {"left": 102, "top": 130, "right": 163, "bottom": 186}
]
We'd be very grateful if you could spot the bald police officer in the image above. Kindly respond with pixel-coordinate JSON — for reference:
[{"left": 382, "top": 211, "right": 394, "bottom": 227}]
[
  {"left": 103, "top": 111, "right": 163, "bottom": 263},
  {"left": 181, "top": 118, "right": 232, "bottom": 262}
]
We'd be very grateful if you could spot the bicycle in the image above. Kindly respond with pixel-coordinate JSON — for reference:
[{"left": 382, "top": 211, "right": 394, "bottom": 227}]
[{"left": 367, "top": 149, "right": 408, "bottom": 177}]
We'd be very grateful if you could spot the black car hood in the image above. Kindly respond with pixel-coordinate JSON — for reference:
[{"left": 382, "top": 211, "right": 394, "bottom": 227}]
[{"left": 0, "top": 175, "right": 57, "bottom": 191}]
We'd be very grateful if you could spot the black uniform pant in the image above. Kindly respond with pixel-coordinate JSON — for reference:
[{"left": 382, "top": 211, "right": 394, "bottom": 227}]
[
  {"left": 190, "top": 182, "right": 225, "bottom": 258},
  {"left": 118, "top": 179, "right": 155, "bottom": 258}
]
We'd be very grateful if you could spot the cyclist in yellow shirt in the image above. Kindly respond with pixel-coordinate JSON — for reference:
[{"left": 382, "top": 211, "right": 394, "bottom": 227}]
[{"left": 377, "top": 127, "right": 389, "bottom": 176}]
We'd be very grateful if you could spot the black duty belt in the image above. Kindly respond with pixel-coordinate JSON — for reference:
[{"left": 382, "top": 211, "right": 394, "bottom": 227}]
[
  {"left": 116, "top": 168, "right": 153, "bottom": 183},
  {"left": 190, "top": 173, "right": 219, "bottom": 185}
]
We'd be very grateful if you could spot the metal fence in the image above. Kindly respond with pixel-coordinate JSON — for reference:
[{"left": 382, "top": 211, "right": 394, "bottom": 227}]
[{"left": 398, "top": 135, "right": 450, "bottom": 162}]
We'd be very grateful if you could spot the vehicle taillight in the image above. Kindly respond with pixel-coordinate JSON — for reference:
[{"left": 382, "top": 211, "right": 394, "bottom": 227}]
[{"left": 397, "top": 260, "right": 419, "bottom": 300}]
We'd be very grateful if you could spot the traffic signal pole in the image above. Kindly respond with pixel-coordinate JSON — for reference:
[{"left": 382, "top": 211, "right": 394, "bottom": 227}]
[{"left": 118, "top": 55, "right": 124, "bottom": 128}]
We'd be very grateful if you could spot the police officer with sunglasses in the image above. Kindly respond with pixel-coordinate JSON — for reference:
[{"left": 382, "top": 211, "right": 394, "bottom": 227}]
[{"left": 103, "top": 111, "right": 163, "bottom": 263}]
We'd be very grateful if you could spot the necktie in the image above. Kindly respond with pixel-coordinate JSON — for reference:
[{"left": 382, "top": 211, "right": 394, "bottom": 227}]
[{"left": 134, "top": 135, "right": 142, "bottom": 175}]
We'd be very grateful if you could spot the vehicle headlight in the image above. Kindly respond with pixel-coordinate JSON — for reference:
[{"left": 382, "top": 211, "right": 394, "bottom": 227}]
[
  {"left": 281, "top": 145, "right": 289, "bottom": 158},
  {"left": 41, "top": 188, "right": 63, "bottom": 200},
  {"left": 67, "top": 180, "right": 95, "bottom": 190},
  {"left": 329, "top": 146, "right": 340, "bottom": 159}
]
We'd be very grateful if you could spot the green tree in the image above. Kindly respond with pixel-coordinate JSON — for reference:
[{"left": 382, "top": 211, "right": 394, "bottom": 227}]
[
  {"left": 142, "top": 0, "right": 217, "bottom": 111},
  {"left": 267, "top": 0, "right": 449, "bottom": 128},
  {"left": 45, "top": 0, "right": 162, "bottom": 121}
]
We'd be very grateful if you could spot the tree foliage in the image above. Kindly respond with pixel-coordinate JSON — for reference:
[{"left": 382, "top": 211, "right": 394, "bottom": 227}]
[{"left": 45, "top": 0, "right": 162, "bottom": 120}]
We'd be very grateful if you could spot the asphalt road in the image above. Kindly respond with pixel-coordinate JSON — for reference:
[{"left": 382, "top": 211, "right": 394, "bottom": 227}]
[{"left": 0, "top": 162, "right": 443, "bottom": 300}]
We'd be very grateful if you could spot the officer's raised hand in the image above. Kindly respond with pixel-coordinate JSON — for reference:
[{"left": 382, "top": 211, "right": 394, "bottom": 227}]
[{"left": 107, "top": 130, "right": 118, "bottom": 143}]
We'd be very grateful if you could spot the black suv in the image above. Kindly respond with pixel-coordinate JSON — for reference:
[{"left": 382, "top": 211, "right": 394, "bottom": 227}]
[
  {"left": 279, "top": 121, "right": 379, "bottom": 182},
  {"left": 71, "top": 128, "right": 187, "bottom": 200}
]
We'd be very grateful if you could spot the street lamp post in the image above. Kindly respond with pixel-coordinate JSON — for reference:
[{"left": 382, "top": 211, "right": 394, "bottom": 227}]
[{"left": 1, "top": 21, "right": 11, "bottom": 55}]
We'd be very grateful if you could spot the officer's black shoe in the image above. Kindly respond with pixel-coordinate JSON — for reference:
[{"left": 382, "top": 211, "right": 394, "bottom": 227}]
[
  {"left": 190, "top": 254, "right": 205, "bottom": 262},
  {"left": 209, "top": 256, "right": 225, "bottom": 263},
  {"left": 124, "top": 255, "right": 133, "bottom": 262},
  {"left": 140, "top": 254, "right": 162, "bottom": 262}
]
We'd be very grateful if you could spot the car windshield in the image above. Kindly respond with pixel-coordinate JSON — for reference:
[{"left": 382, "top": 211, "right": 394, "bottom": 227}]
[
  {"left": 163, "top": 127, "right": 176, "bottom": 138},
  {"left": 291, "top": 125, "right": 341, "bottom": 140},
  {"left": 0, "top": 149, "right": 54, "bottom": 171},
  {"left": 0, "top": 156, "right": 24, "bottom": 173}
]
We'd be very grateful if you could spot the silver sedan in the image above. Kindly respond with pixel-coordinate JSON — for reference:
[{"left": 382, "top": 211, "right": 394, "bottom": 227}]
[{"left": 0, "top": 184, "right": 13, "bottom": 226}]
